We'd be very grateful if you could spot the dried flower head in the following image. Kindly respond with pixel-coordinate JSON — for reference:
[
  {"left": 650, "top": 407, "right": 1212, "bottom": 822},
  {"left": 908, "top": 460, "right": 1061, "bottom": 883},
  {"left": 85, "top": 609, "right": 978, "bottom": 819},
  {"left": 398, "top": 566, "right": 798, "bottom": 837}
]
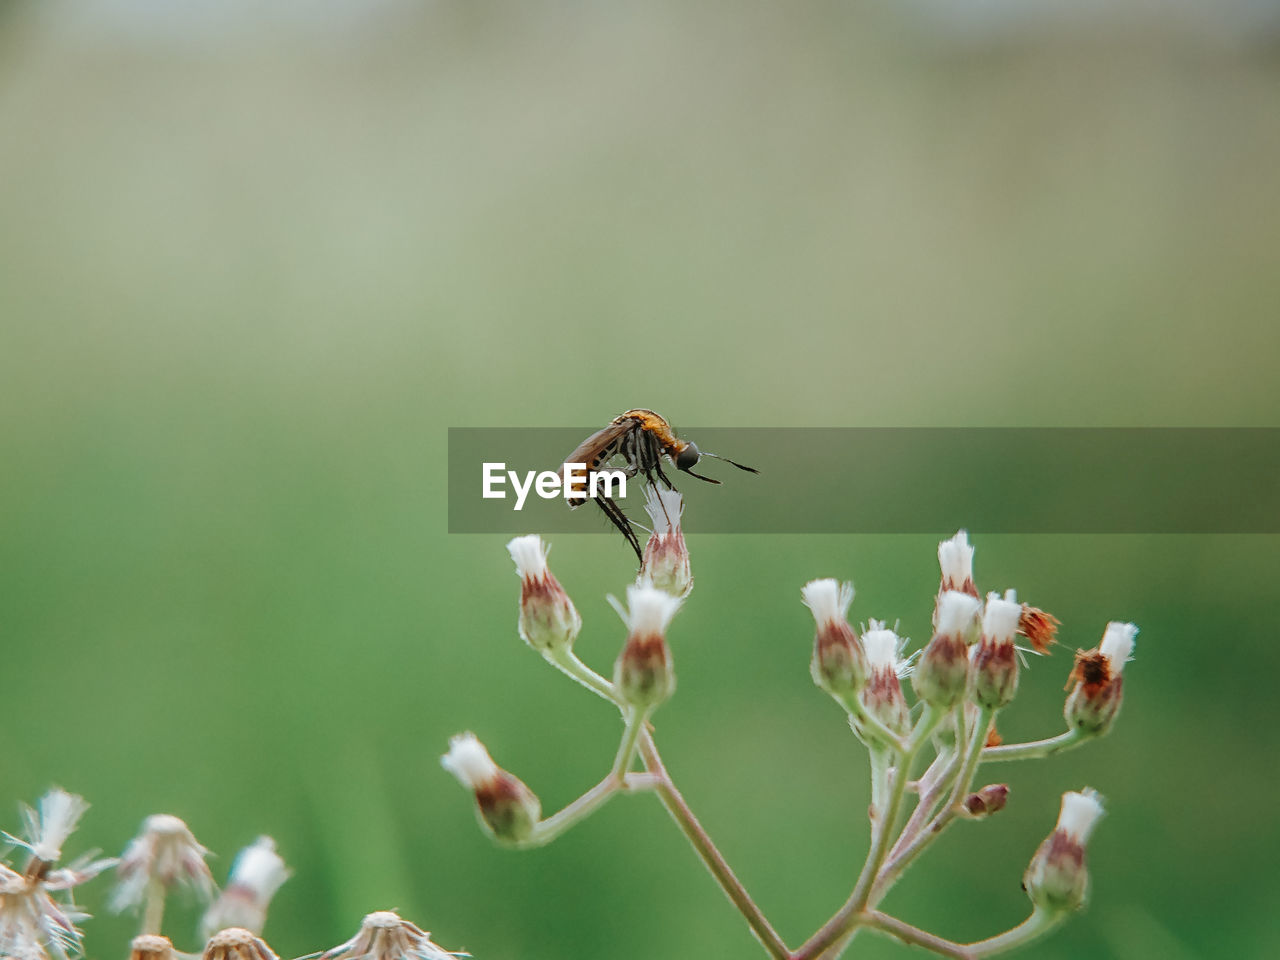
[
  {"left": 802, "top": 579, "right": 867, "bottom": 700},
  {"left": 201, "top": 837, "right": 290, "bottom": 938},
  {"left": 441, "top": 733, "right": 542, "bottom": 845},
  {"left": 507, "top": 534, "right": 582, "bottom": 652},
  {"left": 1065, "top": 622, "right": 1138, "bottom": 735},
  {"left": 1017, "top": 604, "right": 1061, "bottom": 654},
  {"left": 1024, "top": 789, "right": 1105, "bottom": 914},
  {"left": 130, "top": 934, "right": 177, "bottom": 960},
  {"left": 639, "top": 486, "right": 692, "bottom": 597},
  {"left": 320, "top": 910, "right": 463, "bottom": 960},
  {"left": 111, "top": 815, "right": 215, "bottom": 914},
  {"left": 202, "top": 927, "right": 277, "bottom": 960},
  {"left": 0, "top": 789, "right": 114, "bottom": 960},
  {"left": 0, "top": 864, "right": 85, "bottom": 960}
]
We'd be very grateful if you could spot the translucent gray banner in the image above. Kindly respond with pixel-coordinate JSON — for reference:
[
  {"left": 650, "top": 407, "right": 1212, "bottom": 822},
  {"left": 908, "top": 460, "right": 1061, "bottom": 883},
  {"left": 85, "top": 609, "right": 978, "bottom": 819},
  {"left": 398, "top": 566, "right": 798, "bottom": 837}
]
[{"left": 447, "top": 428, "right": 1279, "bottom": 534}]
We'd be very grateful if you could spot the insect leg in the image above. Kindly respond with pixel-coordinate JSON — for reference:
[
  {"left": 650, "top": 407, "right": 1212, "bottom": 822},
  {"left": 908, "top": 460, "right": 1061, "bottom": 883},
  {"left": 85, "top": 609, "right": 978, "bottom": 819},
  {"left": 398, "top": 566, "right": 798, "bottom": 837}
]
[{"left": 594, "top": 494, "right": 643, "bottom": 562}]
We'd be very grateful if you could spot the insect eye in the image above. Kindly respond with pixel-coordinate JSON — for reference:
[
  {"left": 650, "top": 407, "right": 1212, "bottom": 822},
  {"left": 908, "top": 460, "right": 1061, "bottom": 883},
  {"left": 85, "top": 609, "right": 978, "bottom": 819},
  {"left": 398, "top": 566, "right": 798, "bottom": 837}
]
[{"left": 676, "top": 443, "right": 700, "bottom": 471}]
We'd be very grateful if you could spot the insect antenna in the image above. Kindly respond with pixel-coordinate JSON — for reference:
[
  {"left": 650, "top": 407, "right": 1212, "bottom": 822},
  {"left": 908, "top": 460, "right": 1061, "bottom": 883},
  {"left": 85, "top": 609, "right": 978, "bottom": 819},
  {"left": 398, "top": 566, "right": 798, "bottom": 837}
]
[{"left": 704, "top": 452, "right": 759, "bottom": 474}]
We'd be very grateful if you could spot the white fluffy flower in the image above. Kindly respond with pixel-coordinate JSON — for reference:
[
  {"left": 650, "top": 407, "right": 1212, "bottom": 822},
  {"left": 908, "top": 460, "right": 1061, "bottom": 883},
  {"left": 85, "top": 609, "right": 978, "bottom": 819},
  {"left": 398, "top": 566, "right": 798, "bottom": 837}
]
[
  {"left": 935, "top": 591, "right": 981, "bottom": 638},
  {"left": 609, "top": 583, "right": 682, "bottom": 639},
  {"left": 1099, "top": 622, "right": 1138, "bottom": 674},
  {"left": 201, "top": 837, "right": 290, "bottom": 938},
  {"left": 981, "top": 590, "right": 1022, "bottom": 645},
  {"left": 801, "top": 579, "right": 854, "bottom": 629},
  {"left": 1056, "top": 788, "right": 1106, "bottom": 843},
  {"left": 440, "top": 733, "right": 499, "bottom": 791},
  {"left": 505, "top": 535, "right": 549, "bottom": 581},
  {"left": 938, "top": 530, "right": 975, "bottom": 592}
]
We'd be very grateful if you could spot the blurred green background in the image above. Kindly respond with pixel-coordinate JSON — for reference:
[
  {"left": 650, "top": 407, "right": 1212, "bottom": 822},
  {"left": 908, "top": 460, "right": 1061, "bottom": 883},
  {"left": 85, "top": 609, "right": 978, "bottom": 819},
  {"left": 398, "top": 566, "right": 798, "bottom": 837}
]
[{"left": 2, "top": 2, "right": 1278, "bottom": 958}]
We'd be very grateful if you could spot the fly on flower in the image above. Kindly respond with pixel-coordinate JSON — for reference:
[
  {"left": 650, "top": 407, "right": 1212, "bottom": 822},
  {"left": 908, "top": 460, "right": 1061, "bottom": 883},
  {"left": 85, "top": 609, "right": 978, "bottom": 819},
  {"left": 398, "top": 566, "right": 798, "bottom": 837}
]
[{"left": 560, "top": 409, "right": 757, "bottom": 561}]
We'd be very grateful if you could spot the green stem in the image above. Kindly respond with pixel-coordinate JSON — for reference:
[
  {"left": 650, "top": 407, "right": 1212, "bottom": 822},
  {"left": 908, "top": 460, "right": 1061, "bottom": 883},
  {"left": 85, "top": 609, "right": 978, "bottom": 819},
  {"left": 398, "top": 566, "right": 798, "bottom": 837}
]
[
  {"left": 545, "top": 648, "right": 619, "bottom": 704},
  {"left": 795, "top": 707, "right": 941, "bottom": 960},
  {"left": 810, "top": 908, "right": 1065, "bottom": 960},
  {"left": 871, "top": 706, "right": 992, "bottom": 900},
  {"left": 968, "top": 908, "right": 1063, "bottom": 957},
  {"left": 981, "top": 728, "right": 1086, "bottom": 763},
  {"left": 516, "top": 771, "right": 655, "bottom": 848},
  {"left": 637, "top": 730, "right": 790, "bottom": 960},
  {"left": 141, "top": 875, "right": 165, "bottom": 936},
  {"left": 862, "top": 911, "right": 974, "bottom": 959},
  {"left": 888, "top": 745, "right": 958, "bottom": 865},
  {"left": 611, "top": 707, "right": 650, "bottom": 781},
  {"left": 837, "top": 693, "right": 910, "bottom": 753}
]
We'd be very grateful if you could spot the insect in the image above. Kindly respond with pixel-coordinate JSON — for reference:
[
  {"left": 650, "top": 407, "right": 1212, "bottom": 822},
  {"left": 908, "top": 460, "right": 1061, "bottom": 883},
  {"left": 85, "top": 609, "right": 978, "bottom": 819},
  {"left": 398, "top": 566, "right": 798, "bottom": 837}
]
[{"left": 560, "top": 409, "right": 758, "bottom": 560}]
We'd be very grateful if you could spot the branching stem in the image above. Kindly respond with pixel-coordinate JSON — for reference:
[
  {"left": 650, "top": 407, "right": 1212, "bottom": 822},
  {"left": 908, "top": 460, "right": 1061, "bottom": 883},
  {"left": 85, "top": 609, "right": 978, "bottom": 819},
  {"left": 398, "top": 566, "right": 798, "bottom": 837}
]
[
  {"left": 544, "top": 648, "right": 619, "bottom": 704},
  {"left": 981, "top": 728, "right": 1086, "bottom": 763},
  {"left": 637, "top": 729, "right": 791, "bottom": 960}
]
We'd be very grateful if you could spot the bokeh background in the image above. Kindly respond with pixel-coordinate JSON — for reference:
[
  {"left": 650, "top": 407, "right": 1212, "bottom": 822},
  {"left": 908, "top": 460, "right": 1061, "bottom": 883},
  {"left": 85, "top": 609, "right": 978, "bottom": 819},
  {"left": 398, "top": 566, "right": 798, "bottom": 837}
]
[{"left": 2, "top": 2, "right": 1278, "bottom": 958}]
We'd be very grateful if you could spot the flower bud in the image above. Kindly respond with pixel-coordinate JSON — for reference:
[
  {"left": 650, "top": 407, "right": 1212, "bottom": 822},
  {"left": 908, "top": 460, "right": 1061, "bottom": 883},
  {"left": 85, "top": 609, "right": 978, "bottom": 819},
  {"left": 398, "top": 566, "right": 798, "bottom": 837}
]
[
  {"left": 801, "top": 579, "right": 866, "bottom": 699},
  {"left": 913, "top": 591, "right": 980, "bottom": 707},
  {"left": 858, "top": 622, "right": 910, "bottom": 737},
  {"left": 611, "top": 584, "right": 682, "bottom": 710},
  {"left": 1024, "top": 788, "right": 1105, "bottom": 914},
  {"left": 1064, "top": 622, "right": 1137, "bottom": 735},
  {"left": 963, "top": 783, "right": 1009, "bottom": 818},
  {"left": 639, "top": 486, "right": 692, "bottom": 597},
  {"left": 201, "top": 836, "right": 291, "bottom": 938},
  {"left": 972, "top": 590, "right": 1021, "bottom": 710},
  {"left": 203, "top": 927, "right": 278, "bottom": 960},
  {"left": 937, "top": 530, "right": 977, "bottom": 600},
  {"left": 441, "top": 733, "right": 542, "bottom": 846},
  {"left": 506, "top": 535, "right": 581, "bottom": 653}
]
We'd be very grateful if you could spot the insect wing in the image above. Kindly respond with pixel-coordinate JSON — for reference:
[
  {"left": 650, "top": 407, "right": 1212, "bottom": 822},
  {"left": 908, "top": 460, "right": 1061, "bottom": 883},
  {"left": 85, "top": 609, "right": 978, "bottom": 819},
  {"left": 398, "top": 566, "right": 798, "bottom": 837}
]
[{"left": 560, "top": 421, "right": 632, "bottom": 503}]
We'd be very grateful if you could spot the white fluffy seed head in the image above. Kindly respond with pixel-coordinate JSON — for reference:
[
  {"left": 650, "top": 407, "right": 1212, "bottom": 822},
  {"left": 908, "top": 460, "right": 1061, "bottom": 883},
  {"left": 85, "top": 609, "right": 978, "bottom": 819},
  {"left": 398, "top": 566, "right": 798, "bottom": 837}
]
[
  {"left": 200, "top": 837, "right": 290, "bottom": 938},
  {"left": 28, "top": 787, "right": 90, "bottom": 863},
  {"left": 612, "top": 583, "right": 682, "bottom": 638},
  {"left": 982, "top": 590, "right": 1022, "bottom": 644},
  {"left": 440, "top": 733, "right": 499, "bottom": 790},
  {"left": 862, "top": 622, "right": 902, "bottom": 671},
  {"left": 938, "top": 530, "right": 974, "bottom": 587},
  {"left": 801, "top": 579, "right": 854, "bottom": 627},
  {"left": 1099, "top": 622, "right": 1138, "bottom": 674},
  {"left": 643, "top": 486, "right": 684, "bottom": 536},
  {"left": 935, "top": 591, "right": 981, "bottom": 638},
  {"left": 506, "top": 535, "right": 549, "bottom": 580},
  {"left": 362, "top": 911, "right": 402, "bottom": 929},
  {"left": 228, "top": 837, "right": 290, "bottom": 901},
  {"left": 1056, "top": 788, "right": 1105, "bottom": 843},
  {"left": 112, "top": 813, "right": 214, "bottom": 913}
]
